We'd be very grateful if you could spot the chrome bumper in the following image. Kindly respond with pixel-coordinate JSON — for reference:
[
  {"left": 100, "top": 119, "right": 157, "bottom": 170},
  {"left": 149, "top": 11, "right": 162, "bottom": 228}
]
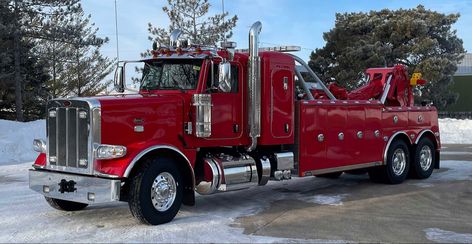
[{"left": 29, "top": 169, "right": 121, "bottom": 204}]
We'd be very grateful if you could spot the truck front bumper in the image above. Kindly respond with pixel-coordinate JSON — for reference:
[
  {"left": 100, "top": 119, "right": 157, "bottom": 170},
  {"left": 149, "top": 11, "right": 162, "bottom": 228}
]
[{"left": 29, "top": 169, "right": 121, "bottom": 204}]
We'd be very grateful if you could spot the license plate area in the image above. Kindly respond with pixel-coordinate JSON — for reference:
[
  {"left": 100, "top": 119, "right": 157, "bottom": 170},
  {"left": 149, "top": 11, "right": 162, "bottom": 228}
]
[{"left": 29, "top": 170, "right": 121, "bottom": 204}]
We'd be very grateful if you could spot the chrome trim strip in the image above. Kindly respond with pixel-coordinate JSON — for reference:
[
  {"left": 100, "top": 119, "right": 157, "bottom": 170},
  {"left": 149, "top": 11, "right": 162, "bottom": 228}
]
[
  {"left": 123, "top": 145, "right": 195, "bottom": 188},
  {"left": 383, "top": 131, "right": 409, "bottom": 165},
  {"left": 414, "top": 129, "right": 434, "bottom": 144},
  {"left": 306, "top": 161, "right": 383, "bottom": 176},
  {"left": 65, "top": 107, "right": 69, "bottom": 167},
  {"left": 75, "top": 108, "right": 79, "bottom": 168}
]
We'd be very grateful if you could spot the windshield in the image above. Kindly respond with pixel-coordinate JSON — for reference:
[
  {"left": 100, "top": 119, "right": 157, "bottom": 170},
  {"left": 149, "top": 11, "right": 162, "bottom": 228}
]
[{"left": 140, "top": 59, "right": 203, "bottom": 90}]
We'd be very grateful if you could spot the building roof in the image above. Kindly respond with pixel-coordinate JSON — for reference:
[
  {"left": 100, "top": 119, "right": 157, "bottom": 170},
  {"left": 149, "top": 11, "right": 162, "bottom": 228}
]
[{"left": 456, "top": 53, "right": 472, "bottom": 76}]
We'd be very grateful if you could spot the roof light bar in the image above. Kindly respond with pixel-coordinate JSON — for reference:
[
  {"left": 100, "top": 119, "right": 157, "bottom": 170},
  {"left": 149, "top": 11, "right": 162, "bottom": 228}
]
[{"left": 235, "top": 45, "right": 301, "bottom": 53}]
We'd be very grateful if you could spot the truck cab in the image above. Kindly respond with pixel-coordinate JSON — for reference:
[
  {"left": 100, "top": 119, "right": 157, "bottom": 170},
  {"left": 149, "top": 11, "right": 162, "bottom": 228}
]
[{"left": 29, "top": 21, "right": 440, "bottom": 225}]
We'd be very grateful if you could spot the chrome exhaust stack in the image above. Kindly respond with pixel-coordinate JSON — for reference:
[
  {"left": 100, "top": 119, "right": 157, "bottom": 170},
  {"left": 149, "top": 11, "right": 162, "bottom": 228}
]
[{"left": 247, "top": 21, "right": 262, "bottom": 152}]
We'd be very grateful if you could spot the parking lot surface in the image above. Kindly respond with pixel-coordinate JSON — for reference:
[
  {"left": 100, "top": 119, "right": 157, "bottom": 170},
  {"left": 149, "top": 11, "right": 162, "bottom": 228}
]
[{"left": 0, "top": 145, "right": 470, "bottom": 243}]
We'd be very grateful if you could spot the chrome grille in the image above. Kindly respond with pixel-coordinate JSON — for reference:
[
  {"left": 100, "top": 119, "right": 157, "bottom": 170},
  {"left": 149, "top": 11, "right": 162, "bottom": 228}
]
[{"left": 46, "top": 99, "right": 100, "bottom": 174}]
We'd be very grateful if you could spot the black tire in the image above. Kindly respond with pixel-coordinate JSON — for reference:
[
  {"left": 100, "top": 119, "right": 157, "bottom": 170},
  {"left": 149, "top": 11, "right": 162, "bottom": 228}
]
[
  {"left": 316, "top": 171, "right": 343, "bottom": 179},
  {"left": 128, "top": 157, "right": 183, "bottom": 225},
  {"left": 45, "top": 197, "right": 88, "bottom": 211},
  {"left": 410, "top": 138, "right": 435, "bottom": 179},
  {"left": 369, "top": 139, "right": 410, "bottom": 184}
]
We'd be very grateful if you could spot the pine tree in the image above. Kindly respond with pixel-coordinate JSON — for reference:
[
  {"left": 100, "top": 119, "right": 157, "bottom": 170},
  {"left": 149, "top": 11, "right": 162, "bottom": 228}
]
[
  {"left": 309, "top": 5, "right": 465, "bottom": 109},
  {"left": 0, "top": 0, "right": 50, "bottom": 121},
  {"left": 37, "top": 8, "right": 114, "bottom": 97},
  {"left": 143, "top": 0, "right": 238, "bottom": 57},
  {"left": 1, "top": 0, "right": 113, "bottom": 121},
  {"left": 1, "top": 0, "right": 81, "bottom": 121}
]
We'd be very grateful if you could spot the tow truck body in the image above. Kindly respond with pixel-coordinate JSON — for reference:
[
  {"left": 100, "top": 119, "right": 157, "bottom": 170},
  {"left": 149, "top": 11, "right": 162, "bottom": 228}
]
[{"left": 29, "top": 22, "right": 440, "bottom": 225}]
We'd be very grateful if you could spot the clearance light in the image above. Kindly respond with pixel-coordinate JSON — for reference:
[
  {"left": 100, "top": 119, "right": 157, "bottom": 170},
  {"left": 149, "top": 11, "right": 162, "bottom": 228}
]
[
  {"left": 95, "top": 144, "right": 127, "bottom": 159},
  {"left": 151, "top": 50, "right": 159, "bottom": 58},
  {"left": 33, "top": 139, "right": 46, "bottom": 153}
]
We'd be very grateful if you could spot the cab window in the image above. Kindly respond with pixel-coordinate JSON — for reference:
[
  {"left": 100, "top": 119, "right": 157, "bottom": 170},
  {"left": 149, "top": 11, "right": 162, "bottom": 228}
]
[{"left": 206, "top": 63, "right": 239, "bottom": 93}]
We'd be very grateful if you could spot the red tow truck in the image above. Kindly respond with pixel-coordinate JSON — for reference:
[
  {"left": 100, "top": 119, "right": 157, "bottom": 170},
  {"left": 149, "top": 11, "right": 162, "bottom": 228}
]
[{"left": 29, "top": 21, "right": 440, "bottom": 225}]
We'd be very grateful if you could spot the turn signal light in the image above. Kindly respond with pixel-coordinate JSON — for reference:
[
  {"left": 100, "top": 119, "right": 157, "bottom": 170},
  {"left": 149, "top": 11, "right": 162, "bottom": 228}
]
[{"left": 95, "top": 144, "right": 127, "bottom": 159}]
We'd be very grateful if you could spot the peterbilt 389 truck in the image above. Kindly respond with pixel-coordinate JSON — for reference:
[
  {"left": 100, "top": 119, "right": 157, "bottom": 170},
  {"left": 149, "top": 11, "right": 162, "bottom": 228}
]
[{"left": 29, "top": 21, "right": 440, "bottom": 225}]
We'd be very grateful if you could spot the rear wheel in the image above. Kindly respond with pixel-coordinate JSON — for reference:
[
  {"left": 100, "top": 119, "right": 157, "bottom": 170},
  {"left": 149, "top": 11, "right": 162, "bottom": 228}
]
[
  {"left": 45, "top": 197, "right": 88, "bottom": 211},
  {"left": 410, "top": 138, "right": 435, "bottom": 179},
  {"left": 128, "top": 157, "right": 183, "bottom": 225},
  {"left": 369, "top": 139, "right": 410, "bottom": 184}
]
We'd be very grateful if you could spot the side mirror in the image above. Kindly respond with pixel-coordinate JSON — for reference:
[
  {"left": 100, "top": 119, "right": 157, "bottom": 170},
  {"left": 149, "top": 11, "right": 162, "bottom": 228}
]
[
  {"left": 218, "top": 62, "right": 232, "bottom": 92},
  {"left": 114, "top": 66, "right": 124, "bottom": 93}
]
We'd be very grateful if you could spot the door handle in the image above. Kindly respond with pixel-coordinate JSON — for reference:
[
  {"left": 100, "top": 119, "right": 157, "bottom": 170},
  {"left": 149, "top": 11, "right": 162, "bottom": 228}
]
[{"left": 233, "top": 124, "right": 239, "bottom": 133}]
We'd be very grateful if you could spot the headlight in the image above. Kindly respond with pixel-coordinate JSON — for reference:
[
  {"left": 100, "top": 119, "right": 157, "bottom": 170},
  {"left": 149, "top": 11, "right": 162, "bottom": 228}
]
[
  {"left": 33, "top": 139, "right": 46, "bottom": 153},
  {"left": 95, "top": 144, "right": 127, "bottom": 159}
]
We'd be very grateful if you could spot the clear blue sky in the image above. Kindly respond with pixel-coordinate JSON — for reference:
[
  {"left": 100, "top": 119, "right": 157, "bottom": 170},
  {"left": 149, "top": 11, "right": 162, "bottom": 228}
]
[{"left": 82, "top": 0, "right": 472, "bottom": 63}]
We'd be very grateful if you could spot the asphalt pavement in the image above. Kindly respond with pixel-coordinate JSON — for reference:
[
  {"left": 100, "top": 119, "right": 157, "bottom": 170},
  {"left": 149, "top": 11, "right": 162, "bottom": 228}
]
[{"left": 236, "top": 144, "right": 472, "bottom": 243}]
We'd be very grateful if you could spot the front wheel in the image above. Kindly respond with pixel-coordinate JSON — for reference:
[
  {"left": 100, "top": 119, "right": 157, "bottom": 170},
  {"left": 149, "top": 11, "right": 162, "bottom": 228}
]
[
  {"left": 45, "top": 197, "right": 88, "bottom": 211},
  {"left": 128, "top": 157, "right": 183, "bottom": 225}
]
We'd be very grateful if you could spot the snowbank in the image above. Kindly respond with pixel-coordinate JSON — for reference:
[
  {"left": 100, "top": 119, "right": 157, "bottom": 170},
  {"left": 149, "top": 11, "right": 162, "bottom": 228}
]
[
  {"left": 438, "top": 118, "right": 472, "bottom": 144},
  {"left": 0, "top": 120, "right": 45, "bottom": 165},
  {"left": 0, "top": 118, "right": 470, "bottom": 165}
]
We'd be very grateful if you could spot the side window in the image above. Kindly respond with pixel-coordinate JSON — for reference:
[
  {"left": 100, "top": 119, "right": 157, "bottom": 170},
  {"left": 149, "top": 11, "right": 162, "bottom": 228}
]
[{"left": 206, "top": 63, "right": 239, "bottom": 93}]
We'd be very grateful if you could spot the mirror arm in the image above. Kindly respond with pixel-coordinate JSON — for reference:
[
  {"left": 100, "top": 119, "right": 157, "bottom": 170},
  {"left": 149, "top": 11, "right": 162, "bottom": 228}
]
[{"left": 211, "top": 60, "right": 215, "bottom": 88}]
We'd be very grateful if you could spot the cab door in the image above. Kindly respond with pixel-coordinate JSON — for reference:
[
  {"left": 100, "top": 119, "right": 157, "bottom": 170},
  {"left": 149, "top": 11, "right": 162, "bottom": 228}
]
[
  {"left": 209, "top": 63, "right": 243, "bottom": 140},
  {"left": 194, "top": 61, "right": 244, "bottom": 145}
]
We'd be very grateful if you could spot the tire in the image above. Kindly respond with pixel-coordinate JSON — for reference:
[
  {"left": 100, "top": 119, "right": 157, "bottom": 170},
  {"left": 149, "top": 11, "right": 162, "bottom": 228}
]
[
  {"left": 369, "top": 139, "right": 410, "bottom": 184},
  {"left": 316, "top": 171, "right": 343, "bottom": 179},
  {"left": 410, "top": 138, "right": 435, "bottom": 179},
  {"left": 128, "top": 157, "right": 183, "bottom": 225},
  {"left": 45, "top": 197, "right": 88, "bottom": 211}
]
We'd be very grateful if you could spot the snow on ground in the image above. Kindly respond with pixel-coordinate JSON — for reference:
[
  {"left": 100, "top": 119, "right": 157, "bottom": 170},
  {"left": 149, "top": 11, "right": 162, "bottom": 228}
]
[
  {"left": 0, "top": 160, "right": 470, "bottom": 243},
  {"left": 301, "top": 194, "right": 349, "bottom": 206},
  {"left": 424, "top": 228, "right": 472, "bottom": 243},
  {"left": 0, "top": 118, "right": 469, "bottom": 164},
  {"left": 0, "top": 120, "right": 45, "bottom": 165},
  {"left": 439, "top": 118, "right": 472, "bottom": 144},
  {"left": 0, "top": 162, "right": 351, "bottom": 243}
]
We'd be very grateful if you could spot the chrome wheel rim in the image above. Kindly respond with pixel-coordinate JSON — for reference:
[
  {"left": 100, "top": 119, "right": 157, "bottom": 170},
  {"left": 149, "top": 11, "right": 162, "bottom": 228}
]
[
  {"left": 151, "top": 172, "right": 177, "bottom": 212},
  {"left": 419, "top": 145, "right": 433, "bottom": 171},
  {"left": 392, "top": 148, "right": 407, "bottom": 176}
]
